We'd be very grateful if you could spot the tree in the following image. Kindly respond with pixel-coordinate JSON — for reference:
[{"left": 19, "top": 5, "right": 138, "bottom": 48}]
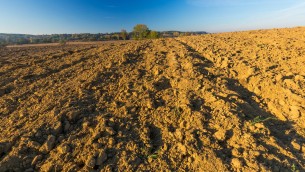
[
  {"left": 173, "top": 32, "right": 180, "bottom": 37},
  {"left": 110, "top": 34, "right": 119, "bottom": 40},
  {"left": 59, "top": 39, "right": 67, "bottom": 46},
  {"left": 149, "top": 31, "right": 159, "bottom": 39},
  {"left": 120, "top": 29, "right": 128, "bottom": 40},
  {"left": 132, "top": 24, "right": 149, "bottom": 40},
  {"left": 0, "top": 41, "right": 6, "bottom": 48}
]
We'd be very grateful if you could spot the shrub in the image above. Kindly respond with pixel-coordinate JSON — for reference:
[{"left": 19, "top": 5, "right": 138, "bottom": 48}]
[{"left": 59, "top": 39, "right": 67, "bottom": 46}]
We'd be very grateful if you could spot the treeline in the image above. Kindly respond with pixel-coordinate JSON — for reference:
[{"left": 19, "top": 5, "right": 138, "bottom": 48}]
[{"left": 0, "top": 24, "right": 207, "bottom": 46}]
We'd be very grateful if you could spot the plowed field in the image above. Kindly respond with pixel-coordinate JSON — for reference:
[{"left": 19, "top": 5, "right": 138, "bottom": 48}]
[{"left": 1, "top": 27, "right": 305, "bottom": 171}]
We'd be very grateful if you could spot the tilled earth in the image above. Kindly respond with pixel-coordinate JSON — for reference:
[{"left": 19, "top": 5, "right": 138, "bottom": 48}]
[{"left": 0, "top": 27, "right": 305, "bottom": 172}]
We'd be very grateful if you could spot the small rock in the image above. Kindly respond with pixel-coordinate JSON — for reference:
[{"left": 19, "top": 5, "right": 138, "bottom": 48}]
[
  {"left": 57, "top": 135, "right": 65, "bottom": 143},
  {"left": 23, "top": 156, "right": 33, "bottom": 167},
  {"left": 175, "top": 129, "right": 183, "bottom": 141},
  {"left": 82, "top": 121, "right": 90, "bottom": 129},
  {"left": 51, "top": 109, "right": 59, "bottom": 116},
  {"left": 108, "top": 138, "right": 116, "bottom": 146},
  {"left": 254, "top": 123, "right": 264, "bottom": 129},
  {"left": 290, "top": 106, "right": 300, "bottom": 119},
  {"left": 67, "top": 111, "right": 80, "bottom": 121},
  {"left": 86, "top": 156, "right": 96, "bottom": 168},
  {"left": 132, "top": 92, "right": 138, "bottom": 97},
  {"left": 147, "top": 100, "right": 154, "bottom": 109},
  {"left": 179, "top": 121, "right": 187, "bottom": 128},
  {"left": 105, "top": 127, "right": 116, "bottom": 136},
  {"left": 58, "top": 144, "right": 70, "bottom": 154},
  {"left": 231, "top": 158, "right": 243, "bottom": 169},
  {"left": 107, "top": 118, "right": 115, "bottom": 127},
  {"left": 177, "top": 143, "right": 187, "bottom": 155},
  {"left": 92, "top": 143, "right": 102, "bottom": 149},
  {"left": 153, "top": 68, "right": 159, "bottom": 75},
  {"left": 64, "top": 121, "right": 71, "bottom": 132},
  {"left": 214, "top": 129, "right": 226, "bottom": 141},
  {"left": 220, "top": 58, "right": 229, "bottom": 68},
  {"left": 251, "top": 150, "right": 260, "bottom": 157},
  {"left": 92, "top": 132, "right": 101, "bottom": 141},
  {"left": 68, "top": 135, "right": 76, "bottom": 142},
  {"left": 291, "top": 140, "right": 301, "bottom": 151},
  {"left": 27, "top": 141, "right": 41, "bottom": 149},
  {"left": 247, "top": 68, "right": 255, "bottom": 76},
  {"left": 248, "top": 125, "right": 256, "bottom": 131},
  {"left": 147, "top": 157, "right": 153, "bottom": 163},
  {"left": 31, "top": 155, "right": 43, "bottom": 166},
  {"left": 162, "top": 143, "right": 168, "bottom": 151},
  {"left": 231, "top": 148, "right": 241, "bottom": 157},
  {"left": 275, "top": 74, "right": 283, "bottom": 82},
  {"left": 53, "top": 121, "right": 62, "bottom": 135},
  {"left": 294, "top": 75, "right": 303, "bottom": 81},
  {"left": 96, "top": 150, "right": 107, "bottom": 166},
  {"left": 35, "top": 131, "right": 42, "bottom": 138},
  {"left": 66, "top": 164, "right": 78, "bottom": 172},
  {"left": 188, "top": 157, "right": 194, "bottom": 163},
  {"left": 19, "top": 111, "right": 26, "bottom": 118},
  {"left": 40, "top": 135, "right": 56, "bottom": 153}
]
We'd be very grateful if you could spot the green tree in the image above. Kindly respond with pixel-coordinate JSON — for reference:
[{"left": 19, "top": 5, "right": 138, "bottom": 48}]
[
  {"left": 149, "top": 31, "right": 159, "bottom": 39},
  {"left": 120, "top": 29, "right": 128, "bottom": 40},
  {"left": 173, "top": 32, "right": 180, "bottom": 37},
  {"left": 132, "top": 24, "right": 149, "bottom": 40},
  {"left": 0, "top": 41, "right": 6, "bottom": 48},
  {"left": 111, "top": 34, "right": 120, "bottom": 40},
  {"left": 59, "top": 39, "right": 67, "bottom": 46}
]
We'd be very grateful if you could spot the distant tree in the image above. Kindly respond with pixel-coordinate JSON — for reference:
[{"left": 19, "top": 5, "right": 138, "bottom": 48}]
[
  {"left": 16, "top": 38, "right": 29, "bottom": 45},
  {"left": 59, "top": 39, "right": 67, "bottom": 46},
  {"left": 149, "top": 31, "right": 159, "bottom": 39},
  {"left": 111, "top": 34, "right": 120, "bottom": 40},
  {"left": 0, "top": 41, "right": 6, "bottom": 48},
  {"left": 104, "top": 35, "right": 111, "bottom": 40},
  {"left": 173, "top": 32, "right": 180, "bottom": 37},
  {"left": 120, "top": 29, "right": 128, "bottom": 40},
  {"left": 132, "top": 24, "right": 149, "bottom": 40}
]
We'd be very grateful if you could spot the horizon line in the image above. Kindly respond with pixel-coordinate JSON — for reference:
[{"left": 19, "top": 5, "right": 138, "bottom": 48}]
[{"left": 0, "top": 25, "right": 304, "bottom": 36}]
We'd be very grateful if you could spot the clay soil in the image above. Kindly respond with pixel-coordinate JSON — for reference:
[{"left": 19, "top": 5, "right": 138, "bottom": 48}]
[{"left": 0, "top": 27, "right": 305, "bottom": 172}]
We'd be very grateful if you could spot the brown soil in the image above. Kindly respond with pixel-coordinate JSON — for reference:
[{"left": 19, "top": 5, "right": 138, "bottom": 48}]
[{"left": 0, "top": 27, "right": 305, "bottom": 172}]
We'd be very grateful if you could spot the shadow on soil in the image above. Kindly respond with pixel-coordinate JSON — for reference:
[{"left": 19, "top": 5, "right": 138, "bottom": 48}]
[
  {"left": 225, "top": 78, "right": 305, "bottom": 171},
  {"left": 176, "top": 39, "right": 305, "bottom": 171}
]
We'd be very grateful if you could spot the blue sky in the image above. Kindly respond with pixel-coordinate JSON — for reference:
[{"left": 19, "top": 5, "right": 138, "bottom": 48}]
[{"left": 0, "top": 0, "right": 304, "bottom": 34}]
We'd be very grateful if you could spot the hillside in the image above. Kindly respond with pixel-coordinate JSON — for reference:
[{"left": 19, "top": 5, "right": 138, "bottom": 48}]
[
  {"left": 0, "top": 31, "right": 208, "bottom": 46},
  {"left": 0, "top": 27, "right": 305, "bottom": 171}
]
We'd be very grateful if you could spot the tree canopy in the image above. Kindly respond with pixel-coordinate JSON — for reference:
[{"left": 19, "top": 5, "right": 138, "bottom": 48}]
[
  {"left": 132, "top": 24, "right": 149, "bottom": 40},
  {"left": 120, "top": 29, "right": 128, "bottom": 40}
]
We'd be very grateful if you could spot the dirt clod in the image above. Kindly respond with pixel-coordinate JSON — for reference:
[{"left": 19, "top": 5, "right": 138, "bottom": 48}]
[
  {"left": 214, "top": 129, "right": 227, "bottom": 141},
  {"left": 86, "top": 156, "right": 96, "bottom": 168},
  {"left": 231, "top": 158, "right": 243, "bottom": 169},
  {"left": 40, "top": 135, "right": 56, "bottom": 153},
  {"left": 96, "top": 150, "right": 108, "bottom": 166},
  {"left": 31, "top": 155, "right": 43, "bottom": 166},
  {"left": 58, "top": 144, "right": 70, "bottom": 154}
]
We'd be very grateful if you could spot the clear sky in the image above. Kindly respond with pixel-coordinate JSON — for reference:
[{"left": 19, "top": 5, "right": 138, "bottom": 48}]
[{"left": 0, "top": 0, "right": 304, "bottom": 34}]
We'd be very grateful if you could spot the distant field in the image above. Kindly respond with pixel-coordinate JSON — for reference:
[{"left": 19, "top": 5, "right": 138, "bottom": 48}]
[
  {"left": 6, "top": 40, "right": 134, "bottom": 48},
  {"left": 0, "top": 27, "right": 305, "bottom": 171}
]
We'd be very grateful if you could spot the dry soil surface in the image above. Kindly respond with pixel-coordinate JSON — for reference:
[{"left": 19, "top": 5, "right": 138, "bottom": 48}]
[{"left": 0, "top": 27, "right": 305, "bottom": 172}]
